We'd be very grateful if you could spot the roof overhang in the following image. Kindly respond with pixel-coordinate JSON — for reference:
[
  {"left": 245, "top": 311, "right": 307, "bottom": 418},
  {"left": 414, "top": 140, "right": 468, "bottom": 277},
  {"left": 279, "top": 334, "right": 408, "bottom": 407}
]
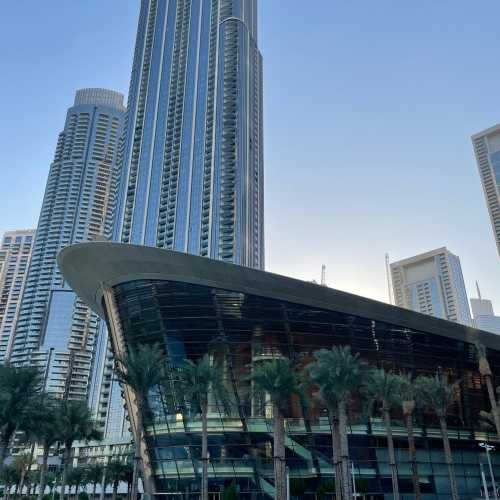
[{"left": 58, "top": 242, "right": 500, "bottom": 350}]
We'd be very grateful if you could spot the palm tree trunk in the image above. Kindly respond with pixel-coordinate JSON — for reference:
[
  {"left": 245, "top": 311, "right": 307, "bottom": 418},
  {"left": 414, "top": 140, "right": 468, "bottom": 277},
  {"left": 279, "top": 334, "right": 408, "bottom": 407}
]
[
  {"left": 404, "top": 411, "right": 421, "bottom": 500},
  {"left": 484, "top": 374, "right": 500, "bottom": 441},
  {"left": 99, "top": 469, "right": 106, "bottom": 500},
  {"left": 338, "top": 400, "right": 352, "bottom": 500},
  {"left": 59, "top": 444, "right": 71, "bottom": 500},
  {"left": 112, "top": 481, "right": 118, "bottom": 500},
  {"left": 382, "top": 408, "right": 400, "bottom": 500},
  {"left": 201, "top": 402, "right": 209, "bottom": 500},
  {"left": 92, "top": 480, "right": 97, "bottom": 500},
  {"left": 19, "top": 441, "right": 35, "bottom": 495},
  {"left": 273, "top": 403, "right": 286, "bottom": 500},
  {"left": 37, "top": 445, "right": 50, "bottom": 500},
  {"left": 130, "top": 439, "right": 140, "bottom": 500},
  {"left": 329, "top": 414, "right": 343, "bottom": 499},
  {"left": 439, "top": 416, "right": 459, "bottom": 500}
]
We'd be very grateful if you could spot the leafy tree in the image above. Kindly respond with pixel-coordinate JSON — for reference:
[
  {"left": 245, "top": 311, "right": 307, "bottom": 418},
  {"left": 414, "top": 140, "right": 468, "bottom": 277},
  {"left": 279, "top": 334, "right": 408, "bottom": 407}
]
[
  {"left": 250, "top": 358, "right": 302, "bottom": 500},
  {"left": 85, "top": 463, "right": 104, "bottom": 499},
  {"left": 114, "top": 343, "right": 166, "bottom": 500},
  {"left": 177, "top": 354, "right": 229, "bottom": 500},
  {"left": 45, "top": 471, "right": 57, "bottom": 496},
  {"left": 307, "top": 346, "right": 365, "bottom": 500},
  {"left": 415, "top": 374, "right": 459, "bottom": 500},
  {"left": 106, "top": 460, "right": 129, "bottom": 500},
  {"left": 12, "top": 450, "right": 35, "bottom": 496},
  {"left": 0, "top": 364, "right": 43, "bottom": 471},
  {"left": 364, "top": 368, "right": 401, "bottom": 500},
  {"left": 394, "top": 373, "right": 422, "bottom": 500},
  {"left": 0, "top": 464, "right": 21, "bottom": 500},
  {"left": 57, "top": 400, "right": 102, "bottom": 500},
  {"left": 67, "top": 467, "right": 86, "bottom": 498},
  {"left": 222, "top": 481, "right": 239, "bottom": 500}
]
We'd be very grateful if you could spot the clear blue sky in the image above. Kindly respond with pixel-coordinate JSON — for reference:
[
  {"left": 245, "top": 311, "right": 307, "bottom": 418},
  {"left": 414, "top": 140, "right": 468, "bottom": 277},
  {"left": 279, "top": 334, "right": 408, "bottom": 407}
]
[{"left": 1, "top": 1, "right": 500, "bottom": 308}]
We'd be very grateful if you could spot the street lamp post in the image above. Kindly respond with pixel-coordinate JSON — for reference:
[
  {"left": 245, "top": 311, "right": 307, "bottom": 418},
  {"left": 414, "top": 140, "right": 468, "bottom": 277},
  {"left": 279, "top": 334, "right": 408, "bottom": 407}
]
[{"left": 480, "top": 442, "right": 498, "bottom": 500}]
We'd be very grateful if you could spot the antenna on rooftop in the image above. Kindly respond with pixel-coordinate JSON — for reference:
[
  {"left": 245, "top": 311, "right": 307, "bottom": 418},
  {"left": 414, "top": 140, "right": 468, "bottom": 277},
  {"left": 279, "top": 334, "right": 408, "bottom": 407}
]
[
  {"left": 476, "top": 281, "right": 482, "bottom": 301},
  {"left": 385, "top": 253, "right": 393, "bottom": 305},
  {"left": 321, "top": 264, "right": 326, "bottom": 287}
]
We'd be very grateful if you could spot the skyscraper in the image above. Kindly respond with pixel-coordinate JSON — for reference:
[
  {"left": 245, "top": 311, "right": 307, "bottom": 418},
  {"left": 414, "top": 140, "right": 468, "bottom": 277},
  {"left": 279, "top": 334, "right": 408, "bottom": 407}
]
[
  {"left": 114, "top": 0, "right": 264, "bottom": 268},
  {"left": 9, "top": 89, "right": 125, "bottom": 400},
  {"left": 93, "top": 0, "right": 264, "bottom": 438},
  {"left": 472, "top": 124, "right": 500, "bottom": 257},
  {"left": 471, "top": 284, "right": 500, "bottom": 335},
  {"left": 0, "top": 230, "right": 35, "bottom": 363},
  {"left": 390, "top": 247, "right": 473, "bottom": 326}
]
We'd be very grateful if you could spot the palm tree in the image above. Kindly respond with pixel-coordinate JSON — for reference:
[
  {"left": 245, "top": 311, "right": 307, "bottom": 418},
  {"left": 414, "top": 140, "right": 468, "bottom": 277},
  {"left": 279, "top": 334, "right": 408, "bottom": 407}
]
[
  {"left": 0, "top": 464, "right": 20, "bottom": 500},
  {"left": 114, "top": 343, "right": 167, "bottom": 500},
  {"left": 394, "top": 373, "right": 421, "bottom": 500},
  {"left": 34, "top": 398, "right": 63, "bottom": 500},
  {"left": 307, "top": 346, "right": 365, "bottom": 500},
  {"left": 0, "top": 364, "right": 42, "bottom": 470},
  {"left": 12, "top": 450, "right": 35, "bottom": 497},
  {"left": 67, "top": 467, "right": 85, "bottom": 499},
  {"left": 475, "top": 342, "right": 500, "bottom": 441},
  {"left": 415, "top": 374, "right": 459, "bottom": 500},
  {"left": 364, "top": 368, "right": 401, "bottom": 500},
  {"left": 85, "top": 463, "right": 104, "bottom": 500},
  {"left": 250, "top": 357, "right": 302, "bottom": 500},
  {"left": 106, "top": 460, "right": 128, "bottom": 500},
  {"left": 177, "top": 353, "right": 229, "bottom": 500},
  {"left": 58, "top": 400, "right": 102, "bottom": 500}
]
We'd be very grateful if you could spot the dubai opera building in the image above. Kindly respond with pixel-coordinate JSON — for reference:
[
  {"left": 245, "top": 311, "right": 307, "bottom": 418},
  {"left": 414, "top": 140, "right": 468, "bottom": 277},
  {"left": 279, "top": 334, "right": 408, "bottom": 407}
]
[{"left": 59, "top": 242, "right": 500, "bottom": 499}]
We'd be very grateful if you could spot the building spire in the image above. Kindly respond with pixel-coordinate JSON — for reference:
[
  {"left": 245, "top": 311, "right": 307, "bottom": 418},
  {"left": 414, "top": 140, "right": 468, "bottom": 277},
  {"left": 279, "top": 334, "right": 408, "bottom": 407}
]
[{"left": 476, "top": 281, "right": 482, "bottom": 301}]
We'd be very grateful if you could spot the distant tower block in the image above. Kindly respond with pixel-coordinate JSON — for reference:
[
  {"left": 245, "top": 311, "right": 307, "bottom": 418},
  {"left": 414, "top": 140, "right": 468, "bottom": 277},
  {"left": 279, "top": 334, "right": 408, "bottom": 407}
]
[{"left": 390, "top": 247, "right": 472, "bottom": 326}]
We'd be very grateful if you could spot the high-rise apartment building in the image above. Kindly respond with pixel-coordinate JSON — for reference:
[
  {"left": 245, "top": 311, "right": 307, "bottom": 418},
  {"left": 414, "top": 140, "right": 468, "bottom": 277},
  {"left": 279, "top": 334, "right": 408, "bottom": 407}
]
[
  {"left": 114, "top": 0, "right": 264, "bottom": 266},
  {"left": 92, "top": 0, "right": 264, "bottom": 437},
  {"left": 472, "top": 124, "right": 500, "bottom": 257},
  {"left": 9, "top": 89, "right": 125, "bottom": 400},
  {"left": 471, "top": 285, "right": 500, "bottom": 335},
  {"left": 0, "top": 230, "right": 35, "bottom": 363},
  {"left": 390, "top": 247, "right": 473, "bottom": 326}
]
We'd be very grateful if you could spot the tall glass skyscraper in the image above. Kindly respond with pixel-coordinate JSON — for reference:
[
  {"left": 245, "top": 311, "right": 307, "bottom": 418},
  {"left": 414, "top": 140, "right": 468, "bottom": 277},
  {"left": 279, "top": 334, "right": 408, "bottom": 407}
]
[
  {"left": 472, "top": 124, "right": 500, "bottom": 258},
  {"left": 93, "top": 0, "right": 264, "bottom": 437},
  {"left": 10, "top": 89, "right": 125, "bottom": 400},
  {"left": 114, "top": 0, "right": 264, "bottom": 268}
]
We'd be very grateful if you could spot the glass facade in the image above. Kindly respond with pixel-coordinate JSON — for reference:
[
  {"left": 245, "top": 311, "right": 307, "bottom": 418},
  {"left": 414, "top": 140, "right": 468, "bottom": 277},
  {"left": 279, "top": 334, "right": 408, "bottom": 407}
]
[
  {"left": 114, "top": 0, "right": 264, "bottom": 269},
  {"left": 105, "top": 278, "right": 500, "bottom": 499}
]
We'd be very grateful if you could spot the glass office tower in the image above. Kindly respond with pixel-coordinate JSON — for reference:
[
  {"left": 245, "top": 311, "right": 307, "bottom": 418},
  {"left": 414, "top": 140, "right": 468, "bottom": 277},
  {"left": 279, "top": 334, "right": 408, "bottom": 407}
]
[
  {"left": 9, "top": 89, "right": 125, "bottom": 400},
  {"left": 114, "top": 0, "right": 264, "bottom": 268}
]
